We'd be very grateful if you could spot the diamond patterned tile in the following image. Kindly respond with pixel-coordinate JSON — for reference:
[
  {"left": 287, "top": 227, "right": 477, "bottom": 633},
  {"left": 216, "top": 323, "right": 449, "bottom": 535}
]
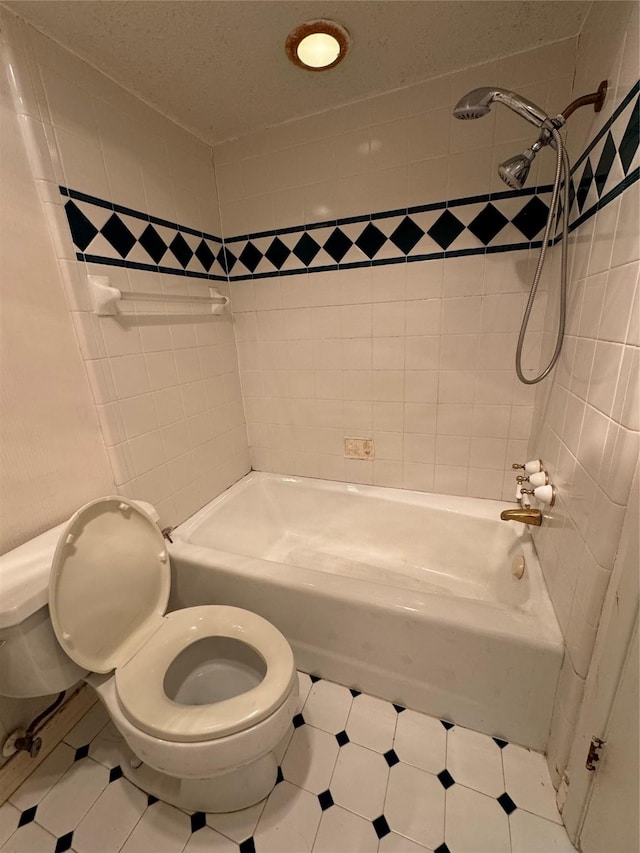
[
  {"left": 511, "top": 197, "right": 550, "bottom": 240},
  {"left": 139, "top": 224, "right": 168, "bottom": 264},
  {"left": 576, "top": 159, "right": 594, "bottom": 212},
  {"left": 101, "top": 214, "right": 136, "bottom": 258},
  {"left": 323, "top": 228, "right": 353, "bottom": 263},
  {"left": 355, "top": 222, "right": 387, "bottom": 259},
  {"left": 265, "top": 237, "right": 291, "bottom": 270},
  {"left": 468, "top": 203, "right": 509, "bottom": 245},
  {"left": 594, "top": 132, "right": 617, "bottom": 197},
  {"left": 618, "top": 97, "right": 639, "bottom": 174},
  {"left": 390, "top": 216, "right": 425, "bottom": 254},
  {"left": 195, "top": 239, "right": 216, "bottom": 272},
  {"left": 64, "top": 200, "right": 98, "bottom": 251},
  {"left": 427, "top": 209, "right": 465, "bottom": 249},
  {"left": 169, "top": 232, "right": 194, "bottom": 268},
  {"left": 238, "top": 241, "right": 263, "bottom": 273}
]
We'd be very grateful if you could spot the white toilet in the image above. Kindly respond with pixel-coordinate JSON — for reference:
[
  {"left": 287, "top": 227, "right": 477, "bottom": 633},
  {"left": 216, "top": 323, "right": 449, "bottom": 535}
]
[{"left": 0, "top": 496, "right": 298, "bottom": 813}]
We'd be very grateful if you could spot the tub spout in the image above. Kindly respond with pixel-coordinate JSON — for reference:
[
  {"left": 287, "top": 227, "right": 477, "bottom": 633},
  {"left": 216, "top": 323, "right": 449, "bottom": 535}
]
[{"left": 500, "top": 508, "right": 542, "bottom": 526}]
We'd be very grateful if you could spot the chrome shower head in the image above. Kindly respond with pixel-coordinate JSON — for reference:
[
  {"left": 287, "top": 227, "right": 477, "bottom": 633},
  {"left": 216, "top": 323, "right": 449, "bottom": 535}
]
[
  {"left": 498, "top": 149, "right": 536, "bottom": 190},
  {"left": 453, "top": 87, "right": 551, "bottom": 129}
]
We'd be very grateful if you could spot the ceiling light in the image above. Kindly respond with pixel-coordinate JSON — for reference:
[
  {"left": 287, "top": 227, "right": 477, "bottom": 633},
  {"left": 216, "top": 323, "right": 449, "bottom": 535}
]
[{"left": 286, "top": 20, "right": 350, "bottom": 71}]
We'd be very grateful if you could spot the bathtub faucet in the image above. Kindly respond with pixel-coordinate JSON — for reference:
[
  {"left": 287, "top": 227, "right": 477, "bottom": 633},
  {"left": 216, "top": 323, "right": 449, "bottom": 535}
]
[{"left": 500, "top": 507, "right": 542, "bottom": 526}]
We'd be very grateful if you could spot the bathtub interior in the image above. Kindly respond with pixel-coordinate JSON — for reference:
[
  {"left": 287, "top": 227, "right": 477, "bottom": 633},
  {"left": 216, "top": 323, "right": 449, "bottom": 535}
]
[{"left": 179, "top": 475, "right": 532, "bottom": 607}]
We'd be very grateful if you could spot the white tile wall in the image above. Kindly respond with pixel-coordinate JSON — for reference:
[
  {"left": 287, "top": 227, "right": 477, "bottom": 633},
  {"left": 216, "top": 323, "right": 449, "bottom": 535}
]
[
  {"left": 527, "top": 0, "right": 639, "bottom": 786},
  {"left": 216, "top": 41, "right": 576, "bottom": 499},
  {"left": 4, "top": 12, "right": 250, "bottom": 526}
]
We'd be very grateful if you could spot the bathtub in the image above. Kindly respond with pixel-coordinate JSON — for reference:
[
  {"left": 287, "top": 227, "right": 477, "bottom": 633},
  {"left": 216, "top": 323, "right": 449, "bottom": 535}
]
[{"left": 169, "top": 472, "right": 563, "bottom": 750}]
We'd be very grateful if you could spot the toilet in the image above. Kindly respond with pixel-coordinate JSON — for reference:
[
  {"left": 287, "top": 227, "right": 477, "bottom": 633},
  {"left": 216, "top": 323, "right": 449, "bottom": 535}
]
[{"left": 0, "top": 496, "right": 298, "bottom": 813}]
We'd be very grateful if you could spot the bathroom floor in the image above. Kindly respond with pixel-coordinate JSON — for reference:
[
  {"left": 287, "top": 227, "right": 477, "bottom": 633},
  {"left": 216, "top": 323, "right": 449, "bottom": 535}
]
[{"left": 0, "top": 673, "right": 575, "bottom": 853}]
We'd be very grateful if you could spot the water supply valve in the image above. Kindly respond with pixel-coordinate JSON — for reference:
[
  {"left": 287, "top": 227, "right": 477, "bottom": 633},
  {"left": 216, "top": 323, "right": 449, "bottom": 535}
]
[
  {"left": 520, "top": 484, "right": 556, "bottom": 506},
  {"left": 512, "top": 459, "right": 544, "bottom": 475}
]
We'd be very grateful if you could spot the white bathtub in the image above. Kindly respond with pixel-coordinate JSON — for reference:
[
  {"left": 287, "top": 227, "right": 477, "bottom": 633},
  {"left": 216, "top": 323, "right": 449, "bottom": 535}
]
[{"left": 169, "top": 472, "right": 563, "bottom": 750}]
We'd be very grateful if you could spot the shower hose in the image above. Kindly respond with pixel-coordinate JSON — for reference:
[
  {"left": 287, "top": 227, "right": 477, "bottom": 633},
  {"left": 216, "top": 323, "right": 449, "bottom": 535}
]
[{"left": 515, "top": 125, "right": 571, "bottom": 385}]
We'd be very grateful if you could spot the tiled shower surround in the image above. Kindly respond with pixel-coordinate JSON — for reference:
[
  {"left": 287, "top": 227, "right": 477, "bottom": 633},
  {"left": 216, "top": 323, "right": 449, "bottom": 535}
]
[{"left": 1, "top": 0, "right": 638, "bottom": 830}]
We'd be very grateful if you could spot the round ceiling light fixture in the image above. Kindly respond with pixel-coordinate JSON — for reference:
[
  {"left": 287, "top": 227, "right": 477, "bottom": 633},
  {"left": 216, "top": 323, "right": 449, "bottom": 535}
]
[{"left": 286, "top": 20, "right": 350, "bottom": 71}]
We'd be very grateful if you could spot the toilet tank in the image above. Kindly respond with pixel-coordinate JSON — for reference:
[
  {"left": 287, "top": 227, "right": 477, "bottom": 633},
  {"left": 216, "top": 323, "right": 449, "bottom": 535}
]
[{"left": 0, "top": 500, "right": 160, "bottom": 698}]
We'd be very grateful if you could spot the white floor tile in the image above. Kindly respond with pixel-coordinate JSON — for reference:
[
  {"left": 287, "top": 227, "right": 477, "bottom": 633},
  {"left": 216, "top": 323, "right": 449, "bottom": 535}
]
[
  {"left": 0, "top": 821, "right": 58, "bottom": 852},
  {"left": 302, "top": 680, "right": 353, "bottom": 734},
  {"left": 88, "top": 722, "right": 124, "bottom": 769},
  {"left": 120, "top": 801, "right": 191, "bottom": 853},
  {"left": 253, "top": 780, "right": 321, "bottom": 853},
  {"left": 510, "top": 809, "right": 576, "bottom": 852},
  {"left": 0, "top": 804, "right": 19, "bottom": 848},
  {"left": 206, "top": 800, "right": 265, "bottom": 843},
  {"left": 63, "top": 701, "right": 109, "bottom": 749},
  {"left": 445, "top": 784, "right": 511, "bottom": 853},
  {"left": 330, "top": 743, "right": 389, "bottom": 819},
  {"left": 183, "top": 825, "right": 238, "bottom": 852},
  {"left": 378, "top": 832, "right": 433, "bottom": 852},
  {"left": 446, "top": 725, "right": 505, "bottom": 797},
  {"left": 35, "top": 757, "right": 110, "bottom": 838},
  {"left": 346, "top": 694, "right": 397, "bottom": 753},
  {"left": 9, "top": 742, "right": 75, "bottom": 810},
  {"left": 73, "top": 777, "right": 147, "bottom": 853},
  {"left": 502, "top": 744, "right": 562, "bottom": 823},
  {"left": 393, "top": 710, "right": 446, "bottom": 774},
  {"left": 281, "top": 725, "right": 340, "bottom": 794},
  {"left": 385, "top": 762, "right": 445, "bottom": 850},
  {"left": 297, "top": 672, "right": 313, "bottom": 713},
  {"left": 313, "top": 805, "right": 379, "bottom": 853}
]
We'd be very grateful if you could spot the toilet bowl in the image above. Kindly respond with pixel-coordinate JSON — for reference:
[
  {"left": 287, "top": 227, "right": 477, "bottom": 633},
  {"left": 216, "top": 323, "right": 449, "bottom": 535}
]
[{"left": 1, "top": 496, "right": 298, "bottom": 813}]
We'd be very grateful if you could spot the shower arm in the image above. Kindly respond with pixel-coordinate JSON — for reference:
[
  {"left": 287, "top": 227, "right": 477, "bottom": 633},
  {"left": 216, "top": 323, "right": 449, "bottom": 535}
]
[{"left": 560, "top": 80, "right": 608, "bottom": 121}]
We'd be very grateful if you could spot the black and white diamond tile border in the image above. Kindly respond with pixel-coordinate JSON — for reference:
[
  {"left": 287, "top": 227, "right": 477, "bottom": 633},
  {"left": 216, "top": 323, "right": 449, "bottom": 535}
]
[
  {"left": 0, "top": 672, "right": 576, "bottom": 853},
  {"left": 61, "top": 81, "right": 638, "bottom": 287}
]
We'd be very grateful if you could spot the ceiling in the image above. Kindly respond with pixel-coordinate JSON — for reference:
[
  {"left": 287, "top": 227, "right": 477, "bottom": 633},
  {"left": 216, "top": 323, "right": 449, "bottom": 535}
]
[{"left": 7, "top": 1, "right": 591, "bottom": 145}]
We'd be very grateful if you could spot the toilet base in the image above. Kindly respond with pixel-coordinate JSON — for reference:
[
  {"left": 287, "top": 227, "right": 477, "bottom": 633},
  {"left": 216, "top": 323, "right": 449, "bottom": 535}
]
[{"left": 118, "top": 739, "right": 279, "bottom": 813}]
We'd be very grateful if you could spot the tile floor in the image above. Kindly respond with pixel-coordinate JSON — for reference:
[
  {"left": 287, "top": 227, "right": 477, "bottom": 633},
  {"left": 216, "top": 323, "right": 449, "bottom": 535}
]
[{"left": 0, "top": 673, "right": 575, "bottom": 853}]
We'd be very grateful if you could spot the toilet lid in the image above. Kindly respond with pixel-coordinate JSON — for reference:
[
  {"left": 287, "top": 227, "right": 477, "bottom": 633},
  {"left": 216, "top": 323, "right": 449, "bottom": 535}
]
[{"left": 49, "top": 497, "right": 170, "bottom": 673}]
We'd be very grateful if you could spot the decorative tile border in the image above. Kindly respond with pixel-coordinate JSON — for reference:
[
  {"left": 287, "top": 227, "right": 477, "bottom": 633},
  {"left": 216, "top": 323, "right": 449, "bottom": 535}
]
[{"left": 61, "top": 81, "right": 638, "bottom": 283}]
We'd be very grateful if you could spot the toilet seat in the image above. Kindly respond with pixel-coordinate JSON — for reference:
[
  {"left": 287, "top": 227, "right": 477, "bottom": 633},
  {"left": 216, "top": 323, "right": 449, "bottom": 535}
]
[
  {"left": 49, "top": 497, "right": 295, "bottom": 745},
  {"left": 115, "top": 605, "right": 295, "bottom": 743}
]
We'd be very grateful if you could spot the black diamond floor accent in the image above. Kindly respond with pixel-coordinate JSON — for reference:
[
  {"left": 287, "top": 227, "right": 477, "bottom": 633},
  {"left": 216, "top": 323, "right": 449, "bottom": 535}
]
[
  {"left": 139, "top": 224, "right": 167, "bottom": 264},
  {"left": 318, "top": 789, "right": 334, "bottom": 810},
  {"left": 55, "top": 831, "right": 73, "bottom": 853},
  {"left": 195, "top": 239, "right": 216, "bottom": 272},
  {"left": 437, "top": 769, "right": 456, "bottom": 789},
  {"left": 372, "top": 815, "right": 391, "bottom": 839},
  {"left": 64, "top": 200, "right": 98, "bottom": 251},
  {"left": 265, "top": 237, "right": 291, "bottom": 270},
  {"left": 493, "top": 737, "right": 509, "bottom": 749},
  {"left": 292, "top": 713, "right": 305, "bottom": 728},
  {"left": 191, "top": 812, "right": 207, "bottom": 832},
  {"left": 309, "top": 674, "right": 321, "bottom": 683},
  {"left": 576, "top": 159, "right": 594, "bottom": 212},
  {"left": 619, "top": 97, "right": 639, "bottom": 174},
  {"left": 497, "top": 792, "right": 518, "bottom": 815},
  {"left": 468, "top": 203, "right": 509, "bottom": 245},
  {"left": 293, "top": 233, "right": 321, "bottom": 266},
  {"left": 355, "top": 222, "right": 387, "bottom": 259},
  {"left": 511, "top": 196, "right": 550, "bottom": 240},
  {"left": 350, "top": 688, "right": 361, "bottom": 698},
  {"left": 147, "top": 794, "right": 159, "bottom": 806},
  {"left": 390, "top": 216, "right": 424, "bottom": 254},
  {"left": 393, "top": 703, "right": 405, "bottom": 714},
  {"left": 594, "top": 131, "right": 617, "bottom": 197},
  {"left": 218, "top": 246, "right": 237, "bottom": 274},
  {"left": 275, "top": 766, "right": 284, "bottom": 784},
  {"left": 384, "top": 749, "right": 400, "bottom": 767},
  {"left": 74, "top": 744, "right": 90, "bottom": 761},
  {"left": 434, "top": 844, "right": 451, "bottom": 853},
  {"left": 101, "top": 213, "right": 136, "bottom": 258},
  {"left": 428, "top": 209, "right": 465, "bottom": 250},
  {"left": 335, "top": 730, "right": 350, "bottom": 746},
  {"left": 324, "top": 228, "right": 353, "bottom": 263},
  {"left": 169, "top": 232, "right": 194, "bottom": 268},
  {"left": 108, "top": 765, "right": 123, "bottom": 782},
  {"left": 239, "top": 838, "right": 256, "bottom": 853},
  {"left": 239, "top": 241, "right": 263, "bottom": 272},
  {"left": 18, "top": 806, "right": 37, "bottom": 827},
  {"left": 440, "top": 720, "right": 454, "bottom": 730}
]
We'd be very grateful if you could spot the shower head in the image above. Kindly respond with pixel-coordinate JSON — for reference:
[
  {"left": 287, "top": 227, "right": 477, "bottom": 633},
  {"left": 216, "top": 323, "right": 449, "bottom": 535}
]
[
  {"left": 453, "top": 87, "right": 551, "bottom": 129},
  {"left": 498, "top": 149, "right": 536, "bottom": 190}
]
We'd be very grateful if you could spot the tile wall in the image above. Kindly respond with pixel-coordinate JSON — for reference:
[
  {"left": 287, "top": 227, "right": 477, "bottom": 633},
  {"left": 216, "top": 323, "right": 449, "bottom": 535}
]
[
  {"left": 2, "top": 10, "right": 250, "bottom": 528},
  {"left": 216, "top": 41, "right": 578, "bottom": 499},
  {"left": 527, "top": 0, "right": 639, "bottom": 787}
]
